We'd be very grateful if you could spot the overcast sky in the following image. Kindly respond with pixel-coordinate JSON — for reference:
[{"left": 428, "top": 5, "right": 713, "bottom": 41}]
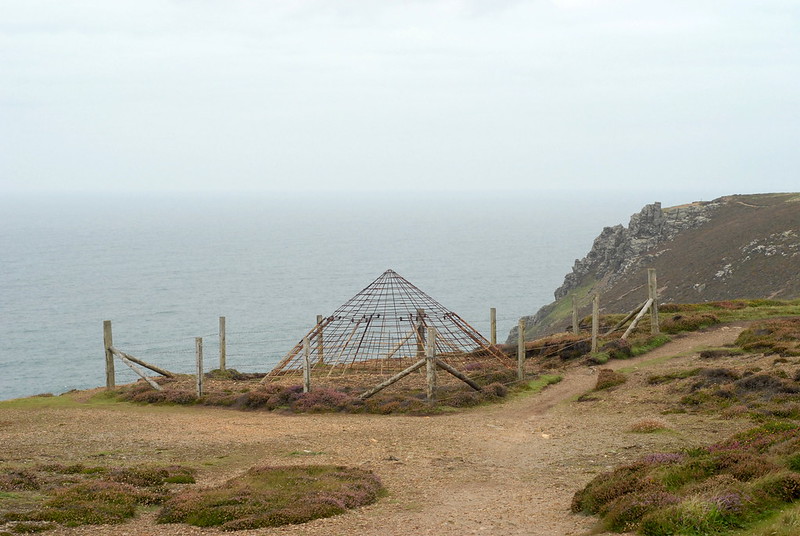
[{"left": 1, "top": 0, "right": 798, "bottom": 195}]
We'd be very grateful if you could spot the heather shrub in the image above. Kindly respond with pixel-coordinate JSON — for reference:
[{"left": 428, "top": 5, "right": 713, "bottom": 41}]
[
  {"left": 291, "top": 389, "right": 354, "bottom": 413},
  {"left": 14, "top": 481, "right": 165, "bottom": 526},
  {"left": 157, "top": 465, "right": 383, "bottom": 530},
  {"left": 602, "top": 491, "right": 679, "bottom": 532},
  {"left": 602, "top": 338, "right": 633, "bottom": 360},
  {"left": 595, "top": 369, "right": 626, "bottom": 391},
  {"left": 629, "top": 419, "right": 670, "bottom": 433},
  {"left": 571, "top": 462, "right": 654, "bottom": 514},
  {"left": 700, "top": 348, "right": 745, "bottom": 359},
  {"left": 661, "top": 313, "right": 721, "bottom": 334},
  {"left": 648, "top": 368, "right": 701, "bottom": 385},
  {"left": 0, "top": 470, "right": 40, "bottom": 491}
]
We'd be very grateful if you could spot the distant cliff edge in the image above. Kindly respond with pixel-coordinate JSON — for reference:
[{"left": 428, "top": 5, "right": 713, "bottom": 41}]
[{"left": 508, "top": 192, "right": 800, "bottom": 343}]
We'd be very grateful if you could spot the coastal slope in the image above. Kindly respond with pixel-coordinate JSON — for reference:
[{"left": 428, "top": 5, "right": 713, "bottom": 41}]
[{"left": 509, "top": 192, "right": 800, "bottom": 341}]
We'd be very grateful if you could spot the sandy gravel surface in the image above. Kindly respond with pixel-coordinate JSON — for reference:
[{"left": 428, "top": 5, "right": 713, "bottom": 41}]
[{"left": 0, "top": 324, "right": 751, "bottom": 536}]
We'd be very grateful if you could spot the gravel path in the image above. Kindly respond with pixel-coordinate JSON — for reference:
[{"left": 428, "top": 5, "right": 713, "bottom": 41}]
[{"left": 1, "top": 324, "right": 749, "bottom": 536}]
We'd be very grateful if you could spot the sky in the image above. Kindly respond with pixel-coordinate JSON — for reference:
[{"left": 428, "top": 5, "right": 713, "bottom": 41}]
[{"left": 1, "top": 0, "right": 799, "bottom": 196}]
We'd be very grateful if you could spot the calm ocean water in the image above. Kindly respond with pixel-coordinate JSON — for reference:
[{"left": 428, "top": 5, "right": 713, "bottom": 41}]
[{"left": 0, "top": 191, "right": 670, "bottom": 400}]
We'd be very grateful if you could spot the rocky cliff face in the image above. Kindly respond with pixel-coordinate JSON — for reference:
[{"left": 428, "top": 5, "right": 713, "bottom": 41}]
[
  {"left": 508, "top": 193, "right": 800, "bottom": 343},
  {"left": 554, "top": 200, "right": 720, "bottom": 300}
]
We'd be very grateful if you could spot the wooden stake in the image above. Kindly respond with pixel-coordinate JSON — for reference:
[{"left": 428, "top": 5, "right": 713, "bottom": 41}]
[
  {"left": 604, "top": 302, "right": 646, "bottom": 336},
  {"left": 490, "top": 307, "right": 497, "bottom": 345},
  {"left": 572, "top": 295, "right": 579, "bottom": 334},
  {"left": 426, "top": 327, "right": 437, "bottom": 401},
  {"left": 358, "top": 359, "right": 426, "bottom": 400},
  {"left": 219, "top": 316, "right": 226, "bottom": 371},
  {"left": 195, "top": 337, "right": 203, "bottom": 397},
  {"left": 415, "top": 308, "right": 426, "bottom": 358},
  {"left": 118, "top": 355, "right": 162, "bottom": 391},
  {"left": 103, "top": 320, "right": 115, "bottom": 390},
  {"left": 303, "top": 337, "right": 311, "bottom": 393},
  {"left": 648, "top": 268, "right": 660, "bottom": 334},
  {"left": 517, "top": 319, "right": 525, "bottom": 381},
  {"left": 434, "top": 358, "right": 482, "bottom": 392},
  {"left": 622, "top": 298, "right": 654, "bottom": 340},
  {"left": 109, "top": 347, "right": 175, "bottom": 378},
  {"left": 591, "top": 294, "right": 600, "bottom": 353},
  {"left": 316, "top": 314, "right": 324, "bottom": 364}
]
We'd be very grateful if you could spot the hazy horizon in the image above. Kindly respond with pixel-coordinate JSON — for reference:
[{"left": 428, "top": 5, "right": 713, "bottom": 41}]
[{"left": 2, "top": 1, "right": 799, "bottom": 196}]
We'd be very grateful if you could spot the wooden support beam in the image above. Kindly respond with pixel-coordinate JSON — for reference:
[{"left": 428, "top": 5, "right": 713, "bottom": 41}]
[
  {"left": 426, "top": 327, "right": 437, "bottom": 401},
  {"left": 358, "top": 359, "right": 426, "bottom": 400},
  {"left": 490, "top": 307, "right": 497, "bottom": 345},
  {"left": 648, "top": 268, "right": 660, "bottom": 334},
  {"left": 103, "top": 320, "right": 115, "bottom": 390},
  {"left": 622, "top": 298, "right": 654, "bottom": 340},
  {"left": 109, "top": 347, "right": 175, "bottom": 378},
  {"left": 604, "top": 301, "right": 647, "bottom": 336},
  {"left": 118, "top": 355, "right": 162, "bottom": 391},
  {"left": 435, "top": 359, "right": 482, "bottom": 392}
]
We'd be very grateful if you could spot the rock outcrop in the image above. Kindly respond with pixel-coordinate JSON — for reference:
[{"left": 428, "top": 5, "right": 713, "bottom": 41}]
[{"left": 508, "top": 193, "right": 800, "bottom": 342}]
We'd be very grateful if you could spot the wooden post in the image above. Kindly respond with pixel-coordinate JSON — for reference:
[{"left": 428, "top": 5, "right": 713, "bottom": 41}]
[
  {"left": 195, "top": 337, "right": 203, "bottom": 397},
  {"left": 219, "top": 316, "right": 226, "bottom": 371},
  {"left": 622, "top": 298, "right": 654, "bottom": 340},
  {"left": 316, "top": 314, "right": 324, "bottom": 364},
  {"left": 591, "top": 294, "right": 599, "bottom": 353},
  {"left": 303, "top": 337, "right": 311, "bottom": 393},
  {"left": 648, "top": 268, "right": 660, "bottom": 334},
  {"left": 517, "top": 319, "right": 525, "bottom": 381},
  {"left": 490, "top": 307, "right": 497, "bottom": 345},
  {"left": 103, "top": 320, "right": 115, "bottom": 390},
  {"left": 415, "top": 308, "right": 426, "bottom": 358},
  {"left": 426, "top": 327, "right": 437, "bottom": 401},
  {"left": 572, "top": 296, "right": 579, "bottom": 334},
  {"left": 358, "top": 359, "right": 426, "bottom": 399}
]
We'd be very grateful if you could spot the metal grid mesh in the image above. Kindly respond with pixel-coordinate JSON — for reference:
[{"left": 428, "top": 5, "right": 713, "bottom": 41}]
[{"left": 267, "top": 269, "right": 511, "bottom": 378}]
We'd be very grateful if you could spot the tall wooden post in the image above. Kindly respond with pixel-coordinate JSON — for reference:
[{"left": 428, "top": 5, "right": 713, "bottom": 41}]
[
  {"left": 316, "top": 314, "right": 324, "bottom": 364},
  {"left": 648, "top": 268, "right": 660, "bottom": 334},
  {"left": 103, "top": 320, "right": 115, "bottom": 390},
  {"left": 415, "top": 308, "right": 426, "bottom": 358},
  {"left": 426, "top": 327, "right": 437, "bottom": 401},
  {"left": 219, "top": 316, "right": 226, "bottom": 371},
  {"left": 591, "top": 294, "right": 600, "bottom": 353},
  {"left": 195, "top": 337, "right": 204, "bottom": 397},
  {"left": 572, "top": 296, "right": 579, "bottom": 334},
  {"left": 517, "top": 319, "right": 525, "bottom": 381},
  {"left": 490, "top": 307, "right": 497, "bottom": 345},
  {"left": 303, "top": 337, "right": 311, "bottom": 393}
]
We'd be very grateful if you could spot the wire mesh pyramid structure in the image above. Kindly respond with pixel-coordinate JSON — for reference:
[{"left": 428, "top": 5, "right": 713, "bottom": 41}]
[{"left": 267, "top": 269, "right": 512, "bottom": 380}]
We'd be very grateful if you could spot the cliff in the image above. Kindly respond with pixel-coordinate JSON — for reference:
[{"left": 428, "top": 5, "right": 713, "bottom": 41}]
[{"left": 508, "top": 192, "right": 800, "bottom": 342}]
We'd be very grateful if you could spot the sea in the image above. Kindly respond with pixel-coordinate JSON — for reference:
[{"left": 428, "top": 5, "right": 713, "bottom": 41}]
[{"left": 0, "top": 190, "right": 697, "bottom": 401}]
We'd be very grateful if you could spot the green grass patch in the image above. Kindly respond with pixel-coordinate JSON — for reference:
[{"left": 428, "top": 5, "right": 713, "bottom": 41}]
[
  {"left": 157, "top": 465, "right": 384, "bottom": 530},
  {"left": 631, "top": 334, "right": 672, "bottom": 356},
  {"left": 525, "top": 375, "right": 563, "bottom": 395},
  {"left": 648, "top": 368, "right": 702, "bottom": 385}
]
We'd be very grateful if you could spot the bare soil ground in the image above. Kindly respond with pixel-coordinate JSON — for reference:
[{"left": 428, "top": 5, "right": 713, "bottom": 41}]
[{"left": 1, "top": 323, "right": 766, "bottom": 536}]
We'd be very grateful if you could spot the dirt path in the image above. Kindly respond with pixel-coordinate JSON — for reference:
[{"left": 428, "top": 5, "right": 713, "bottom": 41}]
[{"left": 1, "top": 324, "right": 749, "bottom": 536}]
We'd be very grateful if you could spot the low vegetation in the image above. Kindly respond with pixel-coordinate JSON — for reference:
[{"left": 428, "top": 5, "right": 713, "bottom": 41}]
[
  {"left": 0, "top": 463, "right": 195, "bottom": 532},
  {"left": 157, "top": 465, "right": 384, "bottom": 530},
  {"left": 572, "top": 422, "right": 800, "bottom": 535},
  {"left": 0, "top": 462, "right": 382, "bottom": 533},
  {"left": 573, "top": 316, "right": 800, "bottom": 534}
]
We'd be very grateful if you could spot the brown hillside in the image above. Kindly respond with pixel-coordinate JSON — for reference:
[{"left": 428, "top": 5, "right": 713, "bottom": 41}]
[{"left": 512, "top": 192, "right": 799, "bottom": 340}]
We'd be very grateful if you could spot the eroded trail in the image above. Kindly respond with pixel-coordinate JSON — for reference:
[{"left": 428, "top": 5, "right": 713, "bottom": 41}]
[{"left": 2, "top": 324, "right": 748, "bottom": 536}]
